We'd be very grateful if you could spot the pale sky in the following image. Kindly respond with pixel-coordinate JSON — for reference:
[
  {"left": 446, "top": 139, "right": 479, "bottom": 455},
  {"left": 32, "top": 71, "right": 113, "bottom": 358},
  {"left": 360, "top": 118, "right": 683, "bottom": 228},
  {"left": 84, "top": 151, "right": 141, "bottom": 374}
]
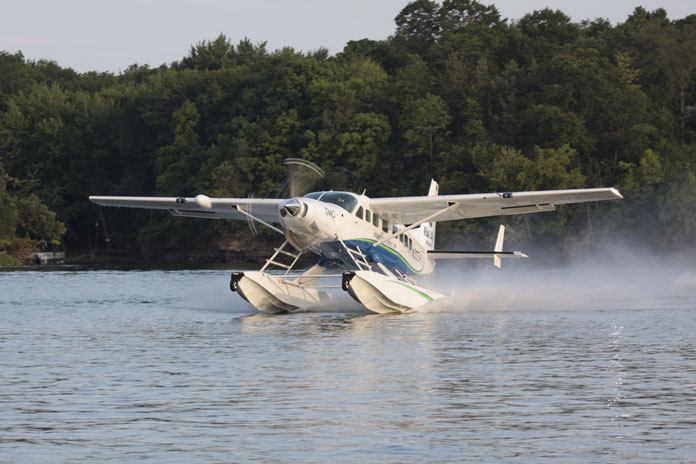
[{"left": 1, "top": 0, "right": 693, "bottom": 73}]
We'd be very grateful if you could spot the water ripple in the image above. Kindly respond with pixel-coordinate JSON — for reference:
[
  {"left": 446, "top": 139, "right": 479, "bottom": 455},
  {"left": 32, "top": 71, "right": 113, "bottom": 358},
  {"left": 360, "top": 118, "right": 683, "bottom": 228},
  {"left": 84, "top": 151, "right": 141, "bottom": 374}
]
[{"left": 1, "top": 270, "right": 695, "bottom": 463}]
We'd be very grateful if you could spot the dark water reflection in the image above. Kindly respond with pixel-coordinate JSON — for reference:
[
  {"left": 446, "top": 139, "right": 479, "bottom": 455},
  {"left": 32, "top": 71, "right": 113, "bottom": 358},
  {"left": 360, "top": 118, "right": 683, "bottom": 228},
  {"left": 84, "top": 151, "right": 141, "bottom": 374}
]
[{"left": 1, "top": 269, "right": 695, "bottom": 463}]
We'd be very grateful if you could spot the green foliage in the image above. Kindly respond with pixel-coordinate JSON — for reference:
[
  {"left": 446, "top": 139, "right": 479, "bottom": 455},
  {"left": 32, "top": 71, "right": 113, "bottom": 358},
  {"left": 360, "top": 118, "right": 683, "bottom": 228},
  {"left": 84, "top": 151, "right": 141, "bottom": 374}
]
[
  {"left": 658, "top": 172, "right": 696, "bottom": 246},
  {"left": 401, "top": 93, "right": 451, "bottom": 165},
  {"left": 394, "top": 0, "right": 441, "bottom": 50},
  {"left": 1, "top": 2, "right": 696, "bottom": 258},
  {"left": 337, "top": 113, "right": 391, "bottom": 181},
  {"left": 0, "top": 253, "right": 22, "bottom": 266},
  {"left": 619, "top": 149, "right": 664, "bottom": 196},
  {"left": 517, "top": 145, "right": 586, "bottom": 191},
  {"left": 14, "top": 194, "right": 67, "bottom": 244},
  {"left": 472, "top": 143, "right": 526, "bottom": 190},
  {"left": 0, "top": 164, "right": 19, "bottom": 239},
  {"left": 0, "top": 161, "right": 66, "bottom": 250},
  {"left": 155, "top": 100, "right": 205, "bottom": 194}
]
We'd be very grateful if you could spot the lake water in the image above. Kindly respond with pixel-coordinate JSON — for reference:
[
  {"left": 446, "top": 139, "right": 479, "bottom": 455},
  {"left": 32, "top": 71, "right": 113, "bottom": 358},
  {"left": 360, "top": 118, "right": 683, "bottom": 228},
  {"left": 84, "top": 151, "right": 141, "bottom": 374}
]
[{"left": 2, "top": 265, "right": 696, "bottom": 463}]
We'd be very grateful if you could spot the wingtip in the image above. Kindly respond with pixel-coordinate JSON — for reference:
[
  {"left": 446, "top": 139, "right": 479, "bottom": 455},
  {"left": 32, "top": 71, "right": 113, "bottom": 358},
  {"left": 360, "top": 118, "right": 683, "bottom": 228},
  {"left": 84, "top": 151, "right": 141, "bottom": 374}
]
[{"left": 611, "top": 187, "right": 624, "bottom": 199}]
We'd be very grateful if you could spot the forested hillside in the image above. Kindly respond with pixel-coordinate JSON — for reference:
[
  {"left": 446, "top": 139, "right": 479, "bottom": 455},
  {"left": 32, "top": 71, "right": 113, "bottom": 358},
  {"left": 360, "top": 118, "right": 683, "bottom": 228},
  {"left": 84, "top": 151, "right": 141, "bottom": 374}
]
[{"left": 1, "top": 1, "right": 695, "bottom": 262}]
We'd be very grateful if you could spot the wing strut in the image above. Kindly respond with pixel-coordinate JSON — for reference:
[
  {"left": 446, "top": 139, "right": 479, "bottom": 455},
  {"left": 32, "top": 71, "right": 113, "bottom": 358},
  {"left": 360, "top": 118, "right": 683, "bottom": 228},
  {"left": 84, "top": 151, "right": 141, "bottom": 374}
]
[
  {"left": 235, "top": 205, "right": 284, "bottom": 235},
  {"left": 371, "top": 202, "right": 458, "bottom": 248}
]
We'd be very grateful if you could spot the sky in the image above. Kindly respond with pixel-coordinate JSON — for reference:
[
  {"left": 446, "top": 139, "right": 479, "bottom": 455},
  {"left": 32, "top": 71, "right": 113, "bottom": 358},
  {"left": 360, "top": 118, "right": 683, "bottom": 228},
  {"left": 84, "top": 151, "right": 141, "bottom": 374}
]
[{"left": 1, "top": 0, "right": 693, "bottom": 74}]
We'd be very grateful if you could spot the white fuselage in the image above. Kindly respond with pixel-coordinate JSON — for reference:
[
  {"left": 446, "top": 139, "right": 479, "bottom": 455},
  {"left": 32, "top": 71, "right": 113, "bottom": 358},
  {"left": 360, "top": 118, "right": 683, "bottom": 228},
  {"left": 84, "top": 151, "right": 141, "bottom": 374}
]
[{"left": 278, "top": 192, "right": 434, "bottom": 276}]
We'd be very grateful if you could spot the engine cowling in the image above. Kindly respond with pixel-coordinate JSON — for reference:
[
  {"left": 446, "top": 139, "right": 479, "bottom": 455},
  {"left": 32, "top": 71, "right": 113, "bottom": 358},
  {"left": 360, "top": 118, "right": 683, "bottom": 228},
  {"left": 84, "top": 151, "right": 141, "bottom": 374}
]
[{"left": 279, "top": 198, "right": 338, "bottom": 247}]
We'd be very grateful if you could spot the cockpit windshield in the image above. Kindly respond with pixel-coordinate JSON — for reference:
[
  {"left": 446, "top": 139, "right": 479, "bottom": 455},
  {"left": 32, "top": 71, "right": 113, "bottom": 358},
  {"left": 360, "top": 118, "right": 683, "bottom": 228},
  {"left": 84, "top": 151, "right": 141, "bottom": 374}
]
[
  {"left": 320, "top": 192, "right": 358, "bottom": 213},
  {"left": 303, "top": 191, "right": 358, "bottom": 213}
]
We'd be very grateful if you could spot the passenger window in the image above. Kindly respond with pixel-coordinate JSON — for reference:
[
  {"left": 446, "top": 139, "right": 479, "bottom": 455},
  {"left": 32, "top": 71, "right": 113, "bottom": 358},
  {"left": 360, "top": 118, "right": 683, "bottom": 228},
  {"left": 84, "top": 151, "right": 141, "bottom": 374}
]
[
  {"left": 356, "top": 206, "right": 363, "bottom": 220},
  {"left": 408, "top": 238, "right": 412, "bottom": 250},
  {"left": 382, "top": 219, "right": 389, "bottom": 233},
  {"left": 366, "top": 210, "right": 371, "bottom": 223},
  {"left": 373, "top": 213, "right": 379, "bottom": 228},
  {"left": 392, "top": 225, "right": 398, "bottom": 234}
]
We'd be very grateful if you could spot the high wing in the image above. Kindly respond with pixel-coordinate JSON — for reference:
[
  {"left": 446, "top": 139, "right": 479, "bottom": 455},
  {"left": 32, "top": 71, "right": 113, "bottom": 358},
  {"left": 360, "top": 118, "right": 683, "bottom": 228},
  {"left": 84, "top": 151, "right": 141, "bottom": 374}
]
[
  {"left": 369, "top": 188, "right": 623, "bottom": 224},
  {"left": 89, "top": 194, "right": 283, "bottom": 223}
]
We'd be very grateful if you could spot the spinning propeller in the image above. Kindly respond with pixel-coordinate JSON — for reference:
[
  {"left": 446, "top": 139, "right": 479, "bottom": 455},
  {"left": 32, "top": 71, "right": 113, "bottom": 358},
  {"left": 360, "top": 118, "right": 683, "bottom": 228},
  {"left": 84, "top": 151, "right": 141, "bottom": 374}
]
[
  {"left": 283, "top": 158, "right": 325, "bottom": 198},
  {"left": 244, "top": 158, "right": 325, "bottom": 236}
]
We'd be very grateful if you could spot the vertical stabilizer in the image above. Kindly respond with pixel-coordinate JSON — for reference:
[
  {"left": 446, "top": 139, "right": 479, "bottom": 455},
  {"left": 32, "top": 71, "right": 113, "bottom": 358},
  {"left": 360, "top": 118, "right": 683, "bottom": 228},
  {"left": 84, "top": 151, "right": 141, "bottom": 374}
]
[
  {"left": 416, "top": 179, "right": 439, "bottom": 251},
  {"left": 427, "top": 179, "right": 439, "bottom": 197}
]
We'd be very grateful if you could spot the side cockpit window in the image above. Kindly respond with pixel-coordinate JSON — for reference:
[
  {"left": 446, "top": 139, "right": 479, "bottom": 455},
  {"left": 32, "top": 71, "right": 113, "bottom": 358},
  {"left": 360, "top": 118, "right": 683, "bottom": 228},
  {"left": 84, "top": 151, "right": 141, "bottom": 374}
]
[{"left": 356, "top": 206, "right": 364, "bottom": 219}]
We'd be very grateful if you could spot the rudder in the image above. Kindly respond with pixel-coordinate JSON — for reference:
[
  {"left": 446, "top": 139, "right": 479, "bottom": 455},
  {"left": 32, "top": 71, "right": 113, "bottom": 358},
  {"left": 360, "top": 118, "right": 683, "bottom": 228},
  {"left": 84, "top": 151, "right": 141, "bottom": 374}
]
[{"left": 416, "top": 179, "right": 438, "bottom": 251}]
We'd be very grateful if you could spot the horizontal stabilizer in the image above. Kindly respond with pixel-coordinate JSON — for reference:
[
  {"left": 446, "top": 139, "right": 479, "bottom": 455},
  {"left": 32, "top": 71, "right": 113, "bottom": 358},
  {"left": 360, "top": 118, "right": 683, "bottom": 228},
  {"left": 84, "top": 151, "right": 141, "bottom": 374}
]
[
  {"left": 428, "top": 225, "right": 527, "bottom": 268},
  {"left": 427, "top": 251, "right": 528, "bottom": 260}
]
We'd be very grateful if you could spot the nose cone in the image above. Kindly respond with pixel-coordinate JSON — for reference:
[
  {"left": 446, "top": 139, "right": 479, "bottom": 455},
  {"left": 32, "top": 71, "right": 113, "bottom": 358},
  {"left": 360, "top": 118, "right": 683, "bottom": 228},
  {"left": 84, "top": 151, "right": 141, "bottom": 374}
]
[{"left": 280, "top": 198, "right": 302, "bottom": 217}]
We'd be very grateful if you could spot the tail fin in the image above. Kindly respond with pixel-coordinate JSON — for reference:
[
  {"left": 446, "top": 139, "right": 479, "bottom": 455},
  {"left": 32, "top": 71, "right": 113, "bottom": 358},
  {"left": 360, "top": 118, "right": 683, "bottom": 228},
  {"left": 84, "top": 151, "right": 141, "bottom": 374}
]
[
  {"left": 416, "top": 179, "right": 439, "bottom": 251},
  {"left": 427, "top": 179, "right": 439, "bottom": 197}
]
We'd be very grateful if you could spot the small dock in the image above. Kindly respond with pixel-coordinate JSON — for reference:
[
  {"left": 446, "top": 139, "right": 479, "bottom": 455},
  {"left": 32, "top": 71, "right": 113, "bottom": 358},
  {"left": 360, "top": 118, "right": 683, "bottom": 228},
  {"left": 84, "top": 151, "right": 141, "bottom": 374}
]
[{"left": 33, "top": 252, "right": 66, "bottom": 264}]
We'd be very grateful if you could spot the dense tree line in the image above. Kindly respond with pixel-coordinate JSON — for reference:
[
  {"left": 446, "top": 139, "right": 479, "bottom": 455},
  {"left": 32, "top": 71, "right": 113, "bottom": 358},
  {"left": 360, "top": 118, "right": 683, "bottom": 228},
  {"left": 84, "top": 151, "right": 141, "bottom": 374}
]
[{"left": 1, "top": 2, "right": 695, "bottom": 262}]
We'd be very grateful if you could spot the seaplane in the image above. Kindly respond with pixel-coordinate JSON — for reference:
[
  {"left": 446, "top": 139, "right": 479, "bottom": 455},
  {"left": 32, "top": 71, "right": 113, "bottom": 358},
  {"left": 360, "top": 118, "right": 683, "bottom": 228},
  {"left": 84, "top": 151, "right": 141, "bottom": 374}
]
[{"left": 89, "top": 160, "right": 622, "bottom": 314}]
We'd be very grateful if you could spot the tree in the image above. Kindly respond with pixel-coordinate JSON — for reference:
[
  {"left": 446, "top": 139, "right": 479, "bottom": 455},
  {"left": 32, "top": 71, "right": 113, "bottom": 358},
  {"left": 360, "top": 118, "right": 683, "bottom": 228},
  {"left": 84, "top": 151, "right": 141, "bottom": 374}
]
[
  {"left": 0, "top": 161, "right": 66, "bottom": 248},
  {"left": 517, "top": 145, "right": 586, "bottom": 190},
  {"left": 180, "top": 34, "right": 235, "bottom": 71},
  {"left": 519, "top": 8, "right": 579, "bottom": 55},
  {"left": 309, "top": 55, "right": 388, "bottom": 135},
  {"left": 154, "top": 100, "right": 205, "bottom": 195},
  {"left": 0, "top": 163, "right": 18, "bottom": 239},
  {"left": 0, "top": 51, "right": 30, "bottom": 97},
  {"left": 472, "top": 143, "right": 526, "bottom": 191},
  {"left": 14, "top": 194, "right": 67, "bottom": 245},
  {"left": 439, "top": 0, "right": 502, "bottom": 32},
  {"left": 336, "top": 113, "right": 391, "bottom": 182},
  {"left": 401, "top": 93, "right": 451, "bottom": 165},
  {"left": 394, "top": 0, "right": 442, "bottom": 50},
  {"left": 618, "top": 148, "right": 664, "bottom": 196},
  {"left": 658, "top": 172, "right": 696, "bottom": 247},
  {"left": 633, "top": 21, "right": 696, "bottom": 134}
]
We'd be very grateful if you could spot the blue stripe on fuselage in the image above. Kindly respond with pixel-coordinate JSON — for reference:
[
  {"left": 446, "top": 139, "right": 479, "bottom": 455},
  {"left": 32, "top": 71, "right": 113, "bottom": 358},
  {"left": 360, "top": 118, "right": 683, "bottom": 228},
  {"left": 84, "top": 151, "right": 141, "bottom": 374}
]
[{"left": 318, "top": 239, "right": 423, "bottom": 275}]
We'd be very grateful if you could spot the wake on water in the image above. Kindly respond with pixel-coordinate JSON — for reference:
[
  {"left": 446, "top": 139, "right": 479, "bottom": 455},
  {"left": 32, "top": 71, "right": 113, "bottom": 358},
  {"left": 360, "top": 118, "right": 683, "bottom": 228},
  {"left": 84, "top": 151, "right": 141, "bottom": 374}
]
[
  {"left": 418, "top": 249, "right": 696, "bottom": 313},
  {"left": 178, "top": 274, "right": 368, "bottom": 314},
  {"left": 177, "top": 249, "right": 696, "bottom": 315}
]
